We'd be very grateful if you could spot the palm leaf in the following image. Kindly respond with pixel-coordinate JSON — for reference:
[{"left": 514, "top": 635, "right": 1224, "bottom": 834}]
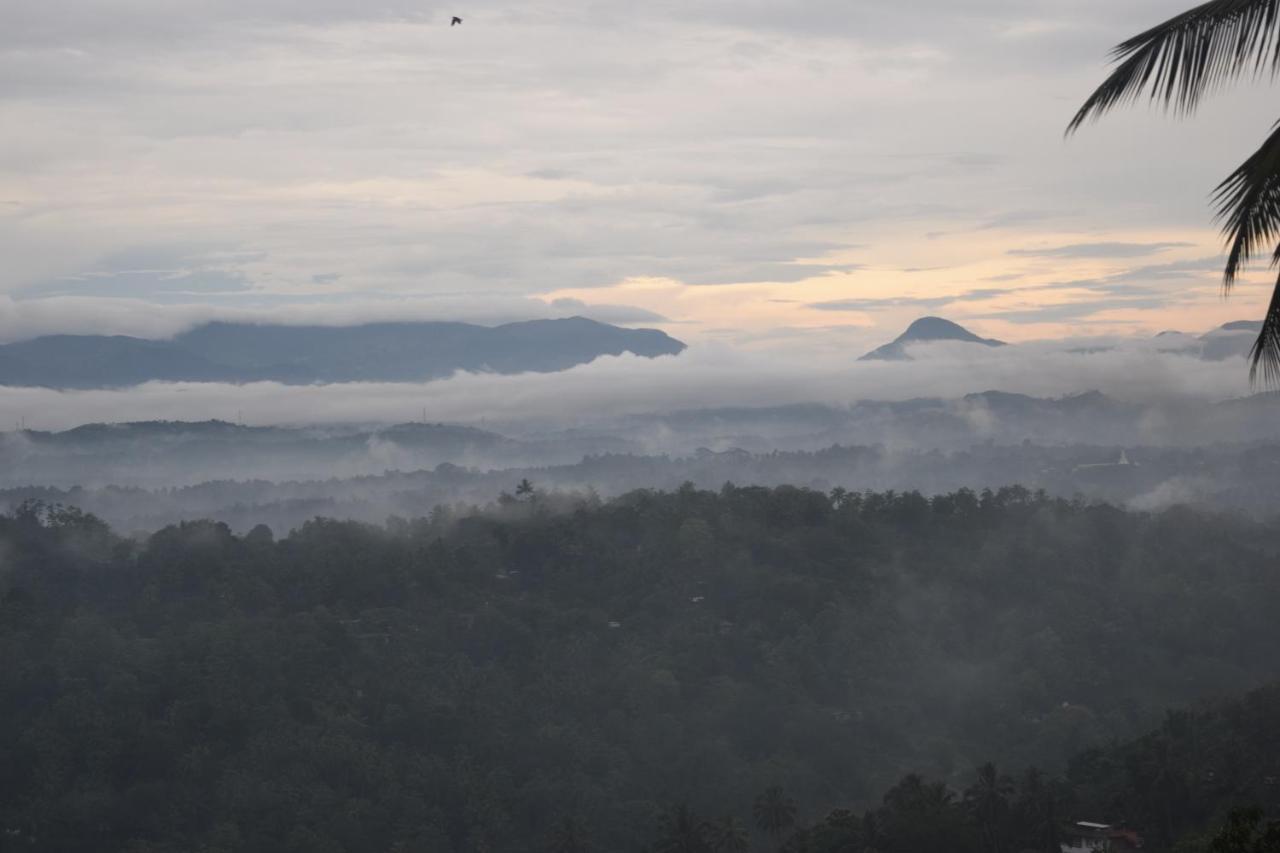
[
  {"left": 1211, "top": 122, "right": 1280, "bottom": 383},
  {"left": 1248, "top": 272, "right": 1280, "bottom": 384},
  {"left": 1067, "top": 0, "right": 1280, "bottom": 132},
  {"left": 1213, "top": 120, "right": 1280, "bottom": 290}
]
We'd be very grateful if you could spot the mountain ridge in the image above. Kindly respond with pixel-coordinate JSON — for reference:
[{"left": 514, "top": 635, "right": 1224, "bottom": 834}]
[{"left": 0, "top": 317, "right": 686, "bottom": 389}]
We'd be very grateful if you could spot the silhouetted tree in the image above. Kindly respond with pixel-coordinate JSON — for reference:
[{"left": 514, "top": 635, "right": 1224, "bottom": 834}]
[
  {"left": 754, "top": 786, "right": 798, "bottom": 847},
  {"left": 547, "top": 816, "right": 590, "bottom": 853},
  {"left": 1011, "top": 768, "right": 1059, "bottom": 853},
  {"left": 656, "top": 804, "right": 710, "bottom": 853},
  {"left": 1207, "top": 808, "right": 1280, "bottom": 853},
  {"left": 807, "top": 808, "right": 864, "bottom": 853},
  {"left": 707, "top": 815, "right": 751, "bottom": 853},
  {"left": 963, "top": 763, "right": 1013, "bottom": 853},
  {"left": 877, "top": 774, "right": 969, "bottom": 853}
]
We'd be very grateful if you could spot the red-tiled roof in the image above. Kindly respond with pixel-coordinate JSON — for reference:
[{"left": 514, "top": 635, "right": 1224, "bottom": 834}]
[{"left": 1107, "top": 828, "right": 1144, "bottom": 849}]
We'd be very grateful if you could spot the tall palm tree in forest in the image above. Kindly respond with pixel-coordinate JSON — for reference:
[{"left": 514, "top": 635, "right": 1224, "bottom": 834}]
[
  {"left": 878, "top": 774, "right": 961, "bottom": 852},
  {"left": 547, "top": 816, "right": 590, "bottom": 853},
  {"left": 1012, "top": 768, "right": 1059, "bottom": 853},
  {"left": 963, "top": 763, "right": 1014, "bottom": 853},
  {"left": 1069, "top": 0, "right": 1280, "bottom": 384},
  {"left": 655, "top": 804, "right": 711, "bottom": 853},
  {"left": 1206, "top": 807, "right": 1280, "bottom": 852},
  {"left": 753, "top": 786, "right": 798, "bottom": 847},
  {"left": 707, "top": 815, "right": 752, "bottom": 853}
]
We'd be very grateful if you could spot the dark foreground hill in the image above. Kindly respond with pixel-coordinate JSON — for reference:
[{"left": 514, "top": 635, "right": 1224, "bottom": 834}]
[
  {"left": 686, "top": 680, "right": 1280, "bottom": 853},
  {"left": 1066, "top": 681, "right": 1280, "bottom": 850},
  {"left": 2, "top": 486, "right": 1280, "bottom": 852},
  {"left": 0, "top": 317, "right": 686, "bottom": 388}
]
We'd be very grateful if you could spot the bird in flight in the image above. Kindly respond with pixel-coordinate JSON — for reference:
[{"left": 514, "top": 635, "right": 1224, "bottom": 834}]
[{"left": 451, "top": 16, "right": 463, "bottom": 26}]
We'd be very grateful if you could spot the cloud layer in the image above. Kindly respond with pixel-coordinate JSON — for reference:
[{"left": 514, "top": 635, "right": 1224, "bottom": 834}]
[
  {"left": 0, "top": 338, "right": 1252, "bottom": 433},
  {"left": 2, "top": 0, "right": 1277, "bottom": 347}
]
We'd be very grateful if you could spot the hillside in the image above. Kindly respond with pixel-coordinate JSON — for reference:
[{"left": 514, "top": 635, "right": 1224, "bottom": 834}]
[
  {"left": 1201, "top": 320, "right": 1266, "bottom": 362},
  {"left": 1065, "top": 682, "right": 1280, "bottom": 850},
  {"left": 3, "top": 487, "right": 1280, "bottom": 851}
]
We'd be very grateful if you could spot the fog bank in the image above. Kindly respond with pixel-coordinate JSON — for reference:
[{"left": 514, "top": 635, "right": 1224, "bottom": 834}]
[{"left": 0, "top": 340, "right": 1253, "bottom": 433}]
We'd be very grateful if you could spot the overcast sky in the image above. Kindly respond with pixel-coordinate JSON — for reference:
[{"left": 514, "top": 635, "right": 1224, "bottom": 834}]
[{"left": 2, "top": 0, "right": 1276, "bottom": 352}]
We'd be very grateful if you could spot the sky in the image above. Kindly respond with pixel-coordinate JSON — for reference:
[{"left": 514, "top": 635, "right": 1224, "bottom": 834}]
[{"left": 2, "top": 0, "right": 1278, "bottom": 356}]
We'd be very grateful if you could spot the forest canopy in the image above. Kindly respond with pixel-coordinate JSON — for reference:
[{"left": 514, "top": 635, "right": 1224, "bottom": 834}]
[{"left": 2, "top": 486, "right": 1280, "bottom": 852}]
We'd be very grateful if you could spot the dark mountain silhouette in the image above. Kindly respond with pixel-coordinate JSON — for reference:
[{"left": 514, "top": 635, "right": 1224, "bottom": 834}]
[
  {"left": 859, "top": 316, "right": 1005, "bottom": 361},
  {"left": 0, "top": 317, "right": 685, "bottom": 389},
  {"left": 0, "top": 335, "right": 238, "bottom": 387},
  {"left": 1219, "top": 320, "right": 1265, "bottom": 333},
  {"left": 1199, "top": 319, "right": 1264, "bottom": 362},
  {"left": 18, "top": 419, "right": 514, "bottom": 459}
]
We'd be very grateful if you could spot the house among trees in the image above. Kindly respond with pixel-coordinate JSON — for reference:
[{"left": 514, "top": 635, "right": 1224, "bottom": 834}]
[{"left": 1061, "top": 821, "right": 1143, "bottom": 853}]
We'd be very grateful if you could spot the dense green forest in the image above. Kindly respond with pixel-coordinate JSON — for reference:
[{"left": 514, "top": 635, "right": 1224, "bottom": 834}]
[
  {"left": 624, "top": 680, "right": 1280, "bottom": 853},
  {"left": 1068, "top": 682, "right": 1280, "bottom": 851},
  {"left": 2, "top": 486, "right": 1280, "bottom": 852}
]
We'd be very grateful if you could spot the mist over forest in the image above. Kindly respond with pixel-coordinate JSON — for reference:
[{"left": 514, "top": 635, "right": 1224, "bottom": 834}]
[
  {"left": 7, "top": 356, "right": 1280, "bottom": 532},
  {"left": 6, "top": 484, "right": 1280, "bottom": 853},
  {"left": 3, "top": 307, "right": 1280, "bottom": 853},
  {"left": 11, "top": 0, "right": 1280, "bottom": 848}
]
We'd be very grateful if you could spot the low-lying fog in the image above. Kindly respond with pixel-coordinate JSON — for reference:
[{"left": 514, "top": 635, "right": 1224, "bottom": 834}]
[
  {"left": 0, "top": 336, "right": 1256, "bottom": 434},
  {"left": 2, "top": 337, "right": 1278, "bottom": 534}
]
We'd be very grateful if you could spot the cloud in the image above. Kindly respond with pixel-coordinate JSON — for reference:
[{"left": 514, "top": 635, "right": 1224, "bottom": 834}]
[
  {"left": 0, "top": 0, "right": 1265, "bottom": 348},
  {"left": 1109, "top": 256, "right": 1224, "bottom": 281},
  {"left": 976, "top": 209, "right": 1071, "bottom": 231},
  {"left": 0, "top": 0, "right": 1175, "bottom": 53},
  {"left": 976, "top": 296, "right": 1171, "bottom": 324},
  {"left": 1008, "top": 241, "right": 1193, "bottom": 259},
  {"left": 1035, "top": 277, "right": 1160, "bottom": 296},
  {"left": 806, "top": 288, "right": 1016, "bottom": 313},
  {"left": 26, "top": 270, "right": 254, "bottom": 300},
  {"left": 547, "top": 298, "right": 669, "bottom": 324},
  {"left": 0, "top": 336, "right": 1251, "bottom": 433},
  {"left": 0, "top": 1, "right": 443, "bottom": 51},
  {"left": 808, "top": 296, "right": 953, "bottom": 312},
  {"left": 956, "top": 288, "right": 1013, "bottom": 301},
  {"left": 967, "top": 257, "right": 1231, "bottom": 324}
]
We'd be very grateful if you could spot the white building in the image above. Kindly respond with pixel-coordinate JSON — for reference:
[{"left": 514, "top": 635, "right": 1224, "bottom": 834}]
[
  {"left": 1061, "top": 822, "right": 1112, "bottom": 853},
  {"left": 1061, "top": 822, "right": 1143, "bottom": 853}
]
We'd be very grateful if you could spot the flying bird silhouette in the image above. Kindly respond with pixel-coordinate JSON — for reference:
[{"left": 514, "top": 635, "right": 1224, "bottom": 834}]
[{"left": 451, "top": 16, "right": 463, "bottom": 26}]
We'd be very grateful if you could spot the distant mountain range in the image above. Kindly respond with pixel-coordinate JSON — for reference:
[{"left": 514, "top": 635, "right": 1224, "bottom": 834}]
[
  {"left": 13, "top": 392, "right": 1280, "bottom": 526},
  {"left": 861, "top": 316, "right": 1264, "bottom": 362},
  {"left": 12, "top": 387, "right": 1280, "bottom": 491},
  {"left": 859, "top": 316, "right": 1005, "bottom": 361},
  {"left": 1137, "top": 320, "right": 1264, "bottom": 360},
  {"left": 0, "top": 317, "right": 686, "bottom": 389},
  {"left": 1196, "top": 319, "right": 1263, "bottom": 361}
]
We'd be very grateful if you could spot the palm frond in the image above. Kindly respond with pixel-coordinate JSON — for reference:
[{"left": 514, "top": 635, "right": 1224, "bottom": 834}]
[
  {"left": 1248, "top": 272, "right": 1280, "bottom": 385},
  {"left": 1213, "top": 120, "right": 1280, "bottom": 289},
  {"left": 1068, "top": 0, "right": 1280, "bottom": 133},
  {"left": 1212, "top": 127, "right": 1280, "bottom": 386}
]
